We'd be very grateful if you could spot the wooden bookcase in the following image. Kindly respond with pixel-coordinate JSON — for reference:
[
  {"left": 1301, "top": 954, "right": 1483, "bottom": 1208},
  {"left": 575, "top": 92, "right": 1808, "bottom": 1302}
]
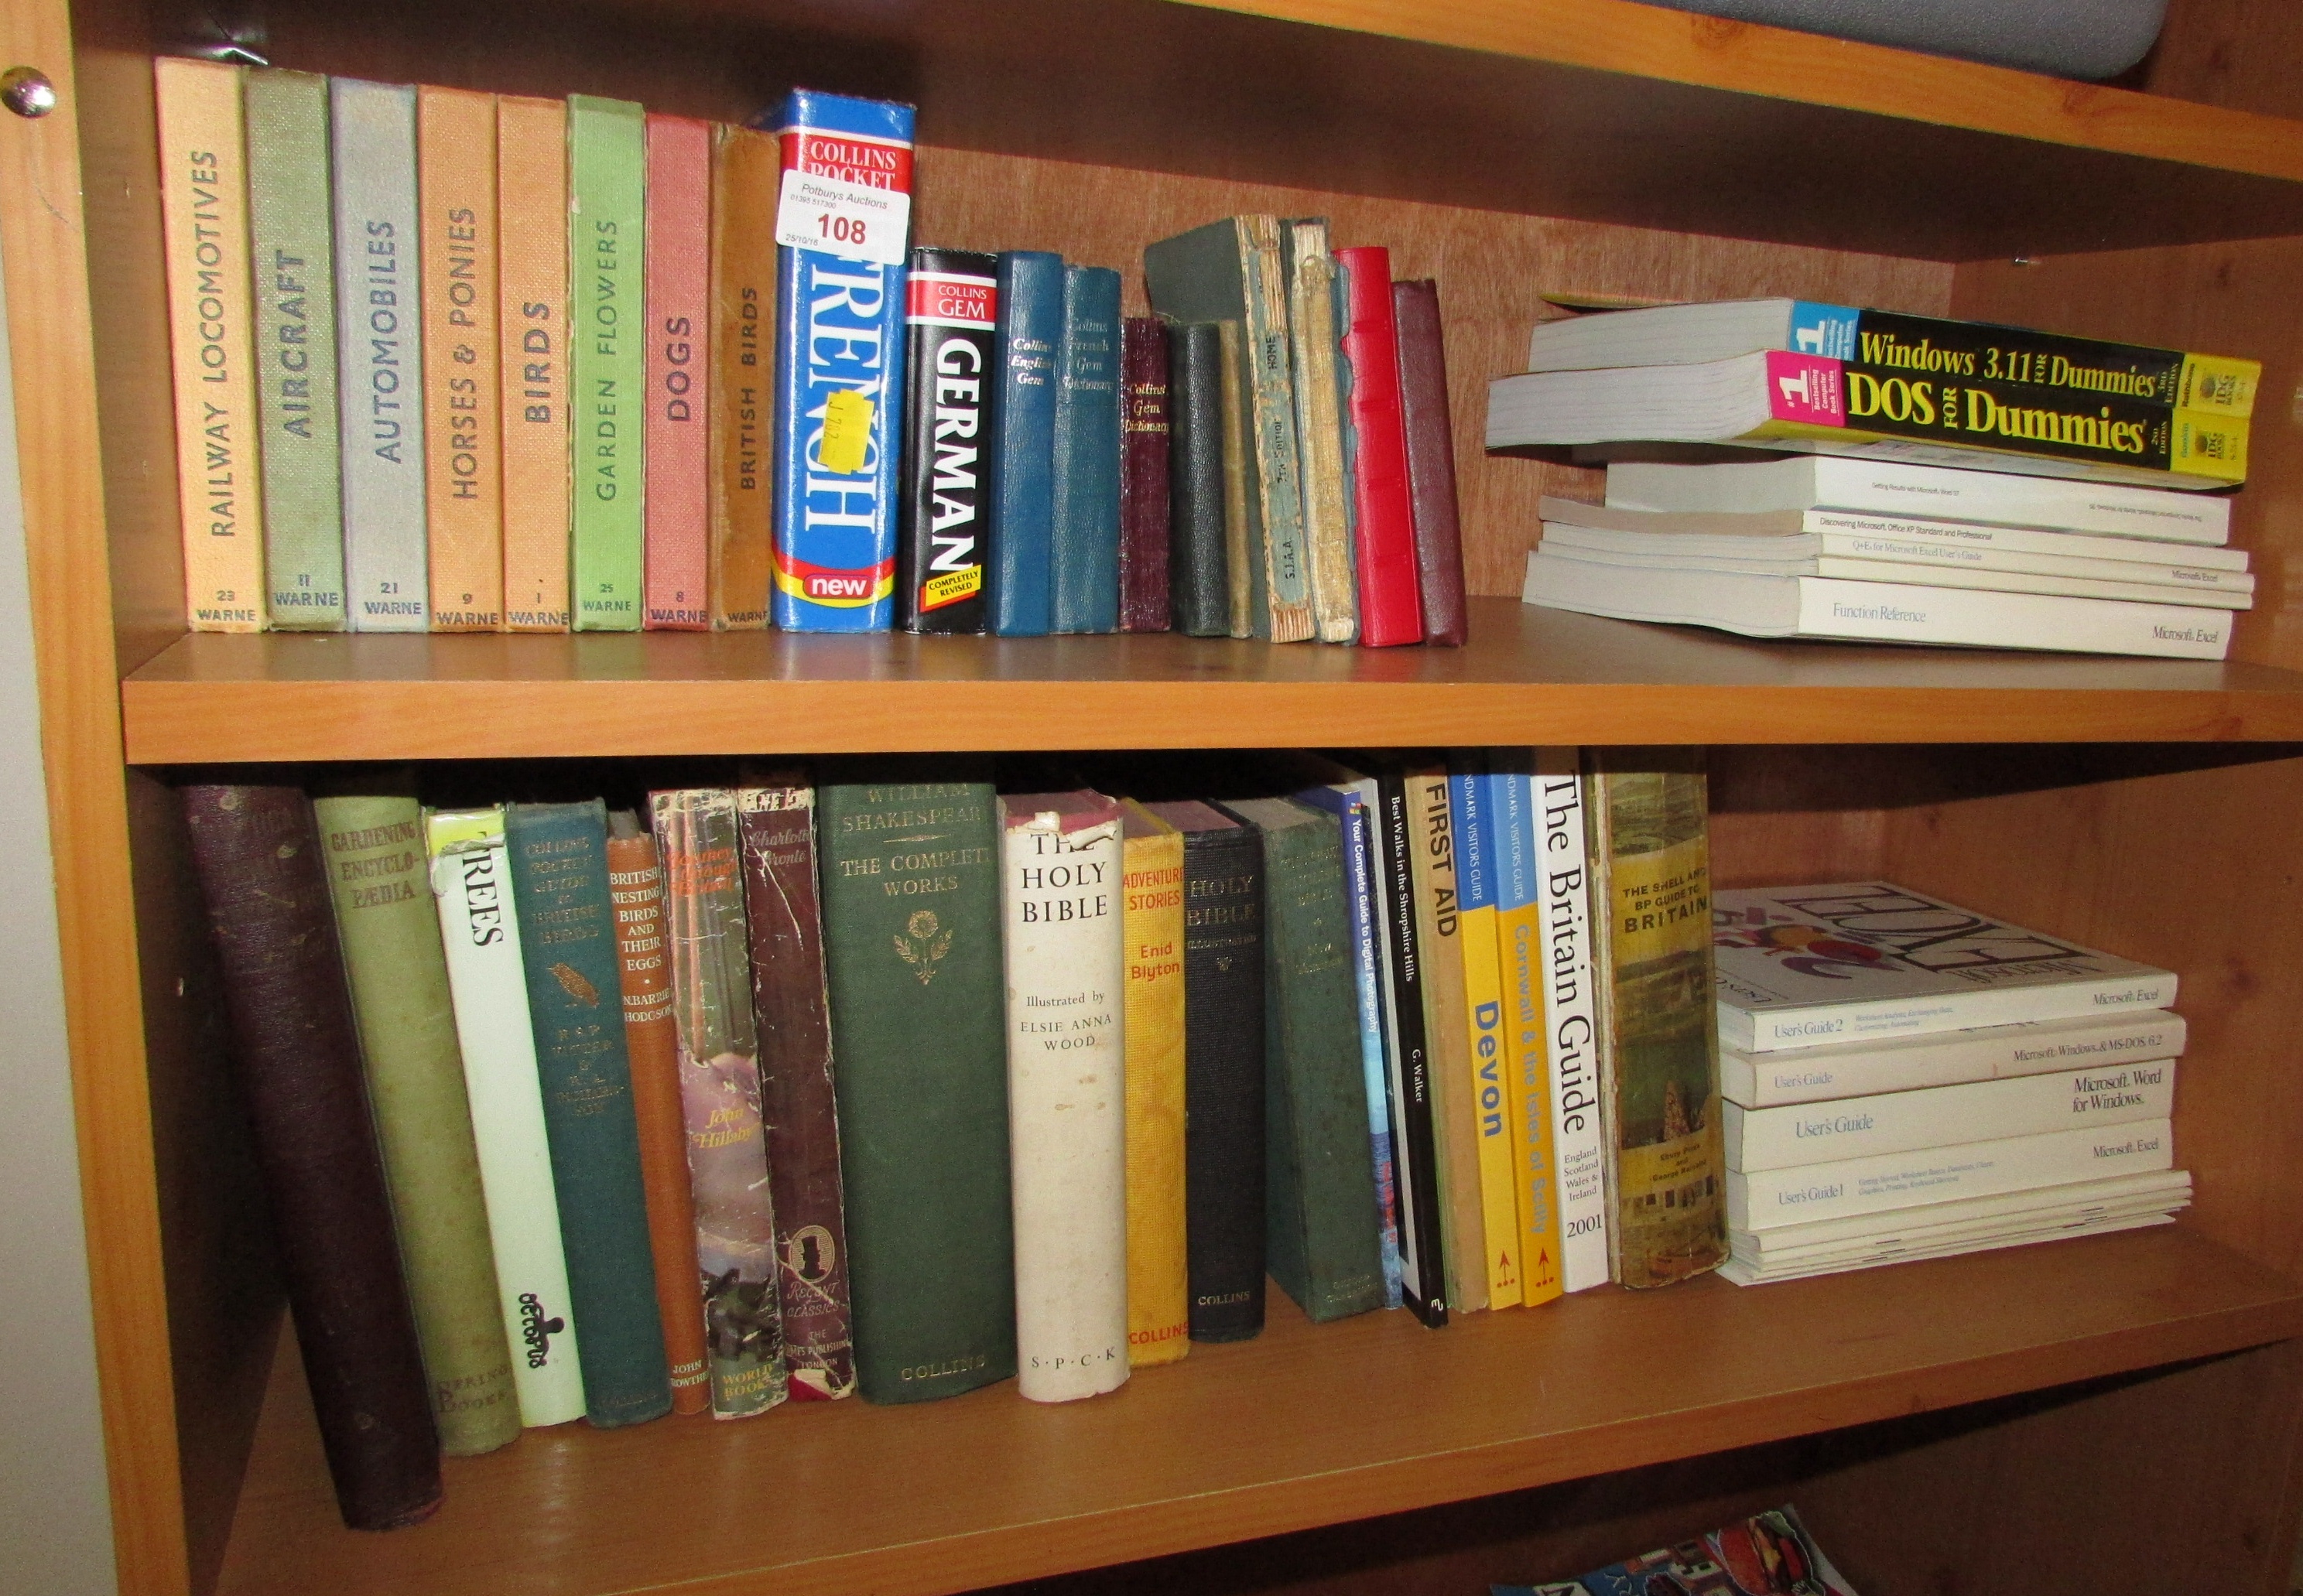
[{"left": 13, "top": 0, "right": 2303, "bottom": 1592}]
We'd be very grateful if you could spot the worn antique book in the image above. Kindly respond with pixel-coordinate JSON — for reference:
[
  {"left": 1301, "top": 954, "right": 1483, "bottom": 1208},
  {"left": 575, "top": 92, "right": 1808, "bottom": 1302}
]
[
  {"left": 1223, "top": 798, "right": 1386, "bottom": 1322},
  {"left": 1145, "top": 801, "right": 1267, "bottom": 1341},
  {"left": 1285, "top": 218, "right": 1355, "bottom": 642},
  {"left": 1144, "top": 218, "right": 1312, "bottom": 641},
  {"left": 1409, "top": 764, "right": 1484, "bottom": 1313},
  {"left": 1166, "top": 322, "right": 1229, "bottom": 636},
  {"left": 1392, "top": 280, "right": 1468, "bottom": 646},
  {"left": 1533, "top": 750, "right": 1610, "bottom": 1293},
  {"left": 568, "top": 94, "right": 647, "bottom": 631},
  {"left": 771, "top": 91, "right": 915, "bottom": 630},
  {"left": 819, "top": 777, "right": 1015, "bottom": 1401},
  {"left": 898, "top": 248, "right": 998, "bottom": 632},
  {"left": 505, "top": 801, "right": 673, "bottom": 1426},
  {"left": 416, "top": 85, "right": 502, "bottom": 631},
  {"left": 1448, "top": 761, "right": 1520, "bottom": 1307},
  {"left": 736, "top": 780, "right": 857, "bottom": 1399},
  {"left": 1584, "top": 752, "right": 1728, "bottom": 1288},
  {"left": 602, "top": 815, "right": 713, "bottom": 1416},
  {"left": 1118, "top": 317, "right": 1174, "bottom": 632},
  {"left": 314, "top": 793, "right": 518, "bottom": 1455},
  {"left": 183, "top": 786, "right": 442, "bottom": 1529},
  {"left": 330, "top": 78, "right": 429, "bottom": 631},
  {"left": 497, "top": 94, "right": 572, "bottom": 630},
  {"left": 1720, "top": 1009, "right": 2185, "bottom": 1108},
  {"left": 652, "top": 790, "right": 789, "bottom": 1417},
  {"left": 243, "top": 68, "right": 345, "bottom": 629},
  {"left": 156, "top": 60, "right": 271, "bottom": 631},
  {"left": 1490, "top": 757, "right": 1562, "bottom": 1307},
  {"left": 988, "top": 250, "right": 1063, "bottom": 637},
  {"left": 1001, "top": 791, "right": 1131, "bottom": 1401},
  {"left": 157, "top": 58, "right": 266, "bottom": 633},
  {"left": 1333, "top": 247, "right": 1423, "bottom": 648},
  {"left": 643, "top": 114, "right": 714, "bottom": 629},
  {"left": 1714, "top": 883, "right": 2180, "bottom": 1051},
  {"left": 425, "top": 807, "right": 587, "bottom": 1428},
  {"left": 1215, "top": 320, "right": 1258, "bottom": 637},
  {"left": 707, "top": 124, "right": 778, "bottom": 628},
  {"left": 1049, "top": 266, "right": 1124, "bottom": 635},
  {"left": 1120, "top": 799, "right": 1188, "bottom": 1365}
]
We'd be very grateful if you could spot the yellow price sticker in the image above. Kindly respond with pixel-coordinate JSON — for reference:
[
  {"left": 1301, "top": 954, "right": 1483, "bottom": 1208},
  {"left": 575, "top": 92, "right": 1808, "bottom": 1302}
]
[{"left": 819, "top": 389, "right": 875, "bottom": 475}]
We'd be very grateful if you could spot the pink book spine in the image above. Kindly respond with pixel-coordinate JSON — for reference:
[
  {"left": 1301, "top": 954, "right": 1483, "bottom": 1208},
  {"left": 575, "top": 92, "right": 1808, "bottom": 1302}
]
[{"left": 644, "top": 114, "right": 712, "bottom": 628}]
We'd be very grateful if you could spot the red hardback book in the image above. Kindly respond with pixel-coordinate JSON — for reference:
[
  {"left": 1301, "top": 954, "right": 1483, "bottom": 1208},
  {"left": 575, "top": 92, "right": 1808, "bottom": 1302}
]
[
  {"left": 644, "top": 114, "right": 712, "bottom": 628},
  {"left": 1391, "top": 279, "right": 1468, "bottom": 646},
  {"left": 1333, "top": 248, "right": 1423, "bottom": 648},
  {"left": 1117, "top": 316, "right": 1173, "bottom": 632}
]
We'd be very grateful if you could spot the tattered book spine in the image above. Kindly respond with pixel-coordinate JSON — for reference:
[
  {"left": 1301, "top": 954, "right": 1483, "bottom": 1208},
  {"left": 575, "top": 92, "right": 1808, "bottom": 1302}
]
[
  {"left": 737, "top": 783, "right": 857, "bottom": 1399},
  {"left": 652, "top": 790, "right": 789, "bottom": 1417},
  {"left": 898, "top": 249, "right": 997, "bottom": 632}
]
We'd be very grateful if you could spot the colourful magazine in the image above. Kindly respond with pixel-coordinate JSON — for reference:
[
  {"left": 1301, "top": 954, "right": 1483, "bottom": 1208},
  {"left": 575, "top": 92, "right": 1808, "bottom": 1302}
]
[{"left": 1494, "top": 1505, "right": 1858, "bottom": 1596}]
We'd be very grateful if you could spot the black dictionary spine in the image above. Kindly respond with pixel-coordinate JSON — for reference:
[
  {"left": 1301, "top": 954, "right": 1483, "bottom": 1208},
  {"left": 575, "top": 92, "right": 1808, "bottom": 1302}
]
[{"left": 898, "top": 247, "right": 998, "bottom": 633}]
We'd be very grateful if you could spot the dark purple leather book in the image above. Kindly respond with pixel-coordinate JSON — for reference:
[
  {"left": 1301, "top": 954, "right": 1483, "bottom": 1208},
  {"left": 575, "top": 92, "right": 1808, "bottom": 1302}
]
[
  {"left": 1118, "top": 316, "right": 1174, "bottom": 632},
  {"left": 182, "top": 784, "right": 443, "bottom": 1531}
]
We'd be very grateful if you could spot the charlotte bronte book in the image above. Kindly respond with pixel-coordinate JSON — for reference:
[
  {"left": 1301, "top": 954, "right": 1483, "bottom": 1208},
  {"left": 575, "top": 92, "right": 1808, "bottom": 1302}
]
[
  {"left": 425, "top": 807, "right": 587, "bottom": 1428},
  {"left": 417, "top": 84, "right": 504, "bottom": 630},
  {"left": 818, "top": 777, "right": 1015, "bottom": 1401},
  {"left": 1583, "top": 751, "right": 1727, "bottom": 1289},
  {"left": 243, "top": 67, "right": 346, "bottom": 630},
  {"left": 498, "top": 93, "right": 571, "bottom": 630},
  {"left": 1144, "top": 799, "right": 1267, "bottom": 1342},
  {"left": 644, "top": 114, "right": 714, "bottom": 629},
  {"left": 313, "top": 793, "right": 518, "bottom": 1455},
  {"left": 506, "top": 801, "right": 674, "bottom": 1425},
  {"left": 651, "top": 789, "right": 789, "bottom": 1417},
  {"left": 157, "top": 57, "right": 265, "bottom": 633},
  {"left": 1119, "top": 800, "right": 1189, "bottom": 1365},
  {"left": 1001, "top": 791, "right": 1131, "bottom": 1403},
  {"left": 737, "top": 780, "right": 857, "bottom": 1399},
  {"left": 708, "top": 124, "right": 779, "bottom": 628},
  {"left": 183, "top": 786, "right": 441, "bottom": 1529},
  {"left": 568, "top": 94, "right": 647, "bottom": 631},
  {"left": 604, "top": 814, "right": 713, "bottom": 1416},
  {"left": 898, "top": 248, "right": 998, "bottom": 632}
]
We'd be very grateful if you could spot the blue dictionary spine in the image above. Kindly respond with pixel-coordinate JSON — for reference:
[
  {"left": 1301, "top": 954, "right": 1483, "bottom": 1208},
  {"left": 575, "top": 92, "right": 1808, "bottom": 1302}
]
[
  {"left": 771, "top": 90, "right": 915, "bottom": 631},
  {"left": 989, "top": 251, "right": 1063, "bottom": 636},
  {"left": 1291, "top": 785, "right": 1405, "bottom": 1308},
  {"left": 1049, "top": 265, "right": 1123, "bottom": 634}
]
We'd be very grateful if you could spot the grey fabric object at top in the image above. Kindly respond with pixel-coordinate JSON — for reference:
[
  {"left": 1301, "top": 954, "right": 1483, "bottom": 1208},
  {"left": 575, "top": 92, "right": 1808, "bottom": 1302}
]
[{"left": 1651, "top": 0, "right": 2170, "bottom": 80}]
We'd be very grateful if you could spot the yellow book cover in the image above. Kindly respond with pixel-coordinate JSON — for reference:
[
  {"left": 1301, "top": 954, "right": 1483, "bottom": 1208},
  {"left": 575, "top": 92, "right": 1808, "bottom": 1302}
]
[
  {"left": 1583, "top": 750, "right": 1726, "bottom": 1290},
  {"left": 1498, "top": 757, "right": 1564, "bottom": 1306},
  {"left": 156, "top": 57, "right": 265, "bottom": 632},
  {"left": 709, "top": 125, "right": 777, "bottom": 630},
  {"left": 1449, "top": 760, "right": 1520, "bottom": 1308},
  {"left": 1409, "top": 766, "right": 1485, "bottom": 1314},
  {"left": 496, "top": 94, "right": 570, "bottom": 630},
  {"left": 2177, "top": 353, "right": 2259, "bottom": 419},
  {"left": 420, "top": 86, "right": 503, "bottom": 629},
  {"left": 1120, "top": 800, "right": 1188, "bottom": 1365}
]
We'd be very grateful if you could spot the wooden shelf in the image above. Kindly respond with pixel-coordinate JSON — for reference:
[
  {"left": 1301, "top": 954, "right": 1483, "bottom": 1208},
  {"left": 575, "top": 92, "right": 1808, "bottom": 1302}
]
[
  {"left": 213, "top": 1226, "right": 2303, "bottom": 1596},
  {"left": 121, "top": 600, "right": 2303, "bottom": 762}
]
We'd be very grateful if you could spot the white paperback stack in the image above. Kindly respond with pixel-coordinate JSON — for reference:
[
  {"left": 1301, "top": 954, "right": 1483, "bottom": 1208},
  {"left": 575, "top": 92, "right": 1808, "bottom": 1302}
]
[
  {"left": 1521, "top": 456, "right": 2247, "bottom": 660},
  {"left": 1712, "top": 883, "right": 2189, "bottom": 1285}
]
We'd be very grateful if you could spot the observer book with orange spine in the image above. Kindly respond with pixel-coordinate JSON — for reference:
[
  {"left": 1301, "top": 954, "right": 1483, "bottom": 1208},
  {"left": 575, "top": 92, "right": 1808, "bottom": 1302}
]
[
  {"left": 498, "top": 94, "right": 571, "bottom": 629},
  {"left": 419, "top": 84, "right": 505, "bottom": 629},
  {"left": 710, "top": 125, "right": 779, "bottom": 628}
]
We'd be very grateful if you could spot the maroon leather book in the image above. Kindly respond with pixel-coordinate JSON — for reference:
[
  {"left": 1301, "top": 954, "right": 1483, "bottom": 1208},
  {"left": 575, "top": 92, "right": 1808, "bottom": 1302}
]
[
  {"left": 734, "top": 781, "right": 857, "bottom": 1399},
  {"left": 1117, "top": 316, "right": 1173, "bottom": 632},
  {"left": 181, "top": 784, "right": 443, "bottom": 1531},
  {"left": 1391, "top": 280, "right": 1469, "bottom": 647}
]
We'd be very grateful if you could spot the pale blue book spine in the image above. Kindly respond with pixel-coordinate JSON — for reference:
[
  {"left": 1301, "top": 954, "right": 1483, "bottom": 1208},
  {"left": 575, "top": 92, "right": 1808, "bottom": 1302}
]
[{"left": 330, "top": 78, "right": 428, "bottom": 631}]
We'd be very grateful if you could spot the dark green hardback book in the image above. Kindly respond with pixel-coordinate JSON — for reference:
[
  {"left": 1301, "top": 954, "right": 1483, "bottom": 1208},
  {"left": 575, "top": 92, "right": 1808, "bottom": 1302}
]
[
  {"left": 819, "top": 777, "right": 1016, "bottom": 1402},
  {"left": 505, "top": 800, "right": 672, "bottom": 1427},
  {"left": 1218, "top": 797, "right": 1385, "bottom": 1321}
]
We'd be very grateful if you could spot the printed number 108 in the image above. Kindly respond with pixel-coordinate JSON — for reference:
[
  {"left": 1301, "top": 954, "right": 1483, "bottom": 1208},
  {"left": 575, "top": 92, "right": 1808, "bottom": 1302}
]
[{"left": 816, "top": 213, "right": 867, "bottom": 246}]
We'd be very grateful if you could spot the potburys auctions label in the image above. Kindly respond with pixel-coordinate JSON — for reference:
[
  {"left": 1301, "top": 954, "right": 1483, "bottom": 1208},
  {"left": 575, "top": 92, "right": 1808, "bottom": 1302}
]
[{"left": 775, "top": 169, "right": 911, "bottom": 265}]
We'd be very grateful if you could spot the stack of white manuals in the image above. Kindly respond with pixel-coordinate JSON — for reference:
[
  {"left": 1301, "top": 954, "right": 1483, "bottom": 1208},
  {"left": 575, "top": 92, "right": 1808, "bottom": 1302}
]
[
  {"left": 1523, "top": 456, "right": 2249, "bottom": 660},
  {"left": 1713, "top": 882, "right": 2188, "bottom": 1285}
]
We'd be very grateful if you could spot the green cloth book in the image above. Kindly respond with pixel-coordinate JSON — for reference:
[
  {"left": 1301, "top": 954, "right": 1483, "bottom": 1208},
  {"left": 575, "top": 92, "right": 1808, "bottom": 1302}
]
[
  {"left": 818, "top": 776, "right": 1015, "bottom": 1403},
  {"left": 244, "top": 68, "right": 345, "bottom": 628},
  {"left": 313, "top": 794, "right": 518, "bottom": 1455},
  {"left": 506, "top": 800, "right": 672, "bottom": 1426},
  {"left": 568, "top": 94, "right": 646, "bottom": 631},
  {"left": 1220, "top": 797, "right": 1386, "bottom": 1322}
]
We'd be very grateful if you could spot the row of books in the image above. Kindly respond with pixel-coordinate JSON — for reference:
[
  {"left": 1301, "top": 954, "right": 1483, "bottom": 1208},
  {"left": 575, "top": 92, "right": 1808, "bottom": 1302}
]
[
  {"left": 1713, "top": 884, "right": 2188, "bottom": 1284},
  {"left": 154, "top": 59, "right": 1469, "bottom": 643},
  {"left": 1521, "top": 453, "right": 2251, "bottom": 659},
  {"left": 179, "top": 752, "right": 1731, "bottom": 1529}
]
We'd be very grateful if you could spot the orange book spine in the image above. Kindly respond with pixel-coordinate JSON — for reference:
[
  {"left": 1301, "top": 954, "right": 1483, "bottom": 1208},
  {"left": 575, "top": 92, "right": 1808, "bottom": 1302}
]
[
  {"left": 604, "top": 822, "right": 712, "bottom": 1414},
  {"left": 496, "top": 94, "right": 570, "bottom": 630},
  {"left": 709, "top": 125, "right": 776, "bottom": 629},
  {"left": 156, "top": 57, "right": 266, "bottom": 632},
  {"left": 419, "top": 86, "right": 504, "bottom": 629},
  {"left": 644, "top": 115, "right": 712, "bottom": 629}
]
